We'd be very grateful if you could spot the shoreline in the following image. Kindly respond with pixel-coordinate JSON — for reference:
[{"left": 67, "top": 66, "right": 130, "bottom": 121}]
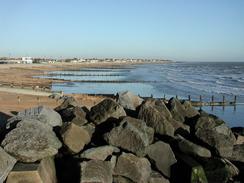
[{"left": 0, "top": 61, "right": 170, "bottom": 114}]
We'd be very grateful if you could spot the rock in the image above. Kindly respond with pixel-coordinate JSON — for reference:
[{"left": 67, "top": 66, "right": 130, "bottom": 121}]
[
  {"left": 202, "top": 158, "right": 239, "bottom": 183},
  {"left": 116, "top": 91, "right": 144, "bottom": 110},
  {"left": 167, "top": 98, "right": 187, "bottom": 123},
  {"left": 82, "top": 123, "right": 96, "bottom": 137},
  {"left": 105, "top": 116, "right": 154, "bottom": 156},
  {"left": 80, "top": 145, "right": 120, "bottom": 160},
  {"left": 230, "top": 144, "right": 244, "bottom": 163},
  {"left": 61, "top": 122, "right": 91, "bottom": 153},
  {"left": 49, "top": 93, "right": 62, "bottom": 100},
  {"left": 176, "top": 135, "right": 211, "bottom": 158},
  {"left": 6, "top": 106, "right": 62, "bottom": 129},
  {"left": 57, "top": 106, "right": 88, "bottom": 125},
  {"left": 235, "top": 135, "right": 244, "bottom": 145},
  {"left": 171, "top": 152, "right": 208, "bottom": 183},
  {"left": 145, "top": 141, "right": 177, "bottom": 178},
  {"left": 149, "top": 171, "right": 170, "bottom": 183},
  {"left": 80, "top": 160, "right": 113, "bottom": 183},
  {"left": 110, "top": 155, "right": 117, "bottom": 170},
  {"left": 194, "top": 113, "right": 236, "bottom": 157},
  {"left": 113, "top": 176, "right": 134, "bottom": 183},
  {"left": 55, "top": 96, "right": 79, "bottom": 111},
  {"left": 231, "top": 127, "right": 244, "bottom": 136},
  {"left": 89, "top": 98, "right": 126, "bottom": 125},
  {"left": 181, "top": 100, "right": 200, "bottom": 118},
  {"left": 71, "top": 107, "right": 88, "bottom": 126},
  {"left": 0, "top": 147, "right": 17, "bottom": 183},
  {"left": 138, "top": 99, "right": 175, "bottom": 136},
  {"left": 6, "top": 157, "right": 57, "bottom": 183},
  {"left": 2, "top": 119, "right": 61, "bottom": 162},
  {"left": 114, "top": 153, "right": 151, "bottom": 183}
]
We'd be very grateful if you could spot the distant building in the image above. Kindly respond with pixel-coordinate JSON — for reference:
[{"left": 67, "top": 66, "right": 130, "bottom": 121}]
[{"left": 22, "top": 57, "right": 33, "bottom": 64}]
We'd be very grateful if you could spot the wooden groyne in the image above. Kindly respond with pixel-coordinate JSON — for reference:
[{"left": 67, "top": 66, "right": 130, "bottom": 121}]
[{"left": 85, "top": 93, "right": 239, "bottom": 107}]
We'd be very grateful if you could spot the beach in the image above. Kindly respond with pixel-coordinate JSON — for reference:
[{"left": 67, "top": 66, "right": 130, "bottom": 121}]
[{"left": 0, "top": 62, "right": 154, "bottom": 115}]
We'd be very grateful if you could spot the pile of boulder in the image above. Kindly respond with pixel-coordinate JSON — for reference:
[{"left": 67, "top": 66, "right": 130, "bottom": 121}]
[{"left": 0, "top": 91, "right": 243, "bottom": 183}]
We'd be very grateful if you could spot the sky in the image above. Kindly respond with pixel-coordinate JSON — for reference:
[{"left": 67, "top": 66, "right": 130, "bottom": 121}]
[{"left": 0, "top": 0, "right": 244, "bottom": 61}]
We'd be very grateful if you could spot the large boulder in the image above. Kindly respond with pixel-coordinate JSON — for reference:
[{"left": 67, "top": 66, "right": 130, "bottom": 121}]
[
  {"left": 194, "top": 113, "right": 236, "bottom": 157},
  {"left": 80, "top": 145, "right": 120, "bottom": 160},
  {"left": 6, "top": 157, "right": 57, "bottom": 183},
  {"left": 89, "top": 98, "right": 126, "bottom": 125},
  {"left": 113, "top": 176, "right": 134, "bottom": 183},
  {"left": 56, "top": 106, "right": 88, "bottom": 125},
  {"left": 231, "top": 127, "right": 244, "bottom": 136},
  {"left": 138, "top": 99, "right": 175, "bottom": 136},
  {"left": 105, "top": 116, "right": 154, "bottom": 156},
  {"left": 114, "top": 153, "right": 151, "bottom": 183},
  {"left": 149, "top": 171, "right": 170, "bottom": 183},
  {"left": 181, "top": 100, "right": 200, "bottom": 118},
  {"left": 167, "top": 98, "right": 187, "bottom": 123},
  {"left": 168, "top": 98, "right": 199, "bottom": 123},
  {"left": 0, "top": 147, "right": 17, "bottom": 183},
  {"left": 55, "top": 96, "right": 79, "bottom": 111},
  {"left": 230, "top": 144, "right": 244, "bottom": 163},
  {"left": 2, "top": 119, "right": 62, "bottom": 162},
  {"left": 6, "top": 106, "right": 62, "bottom": 129},
  {"left": 176, "top": 135, "right": 211, "bottom": 158},
  {"left": 116, "top": 91, "right": 144, "bottom": 110},
  {"left": 61, "top": 123, "right": 91, "bottom": 153},
  {"left": 202, "top": 158, "right": 239, "bottom": 183},
  {"left": 80, "top": 160, "right": 113, "bottom": 183},
  {"left": 145, "top": 141, "right": 177, "bottom": 178}
]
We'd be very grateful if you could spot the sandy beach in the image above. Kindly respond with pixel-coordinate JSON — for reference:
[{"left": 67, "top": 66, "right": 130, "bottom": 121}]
[{"left": 0, "top": 62, "right": 143, "bottom": 115}]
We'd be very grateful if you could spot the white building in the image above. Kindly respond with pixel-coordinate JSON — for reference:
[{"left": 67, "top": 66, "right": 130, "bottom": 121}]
[{"left": 22, "top": 57, "right": 33, "bottom": 64}]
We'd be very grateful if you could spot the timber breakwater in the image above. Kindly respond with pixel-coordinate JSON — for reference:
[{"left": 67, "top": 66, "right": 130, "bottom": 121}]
[{"left": 0, "top": 91, "right": 243, "bottom": 183}]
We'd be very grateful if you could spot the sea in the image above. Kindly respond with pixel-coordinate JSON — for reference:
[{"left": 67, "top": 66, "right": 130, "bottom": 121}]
[{"left": 39, "top": 62, "right": 244, "bottom": 127}]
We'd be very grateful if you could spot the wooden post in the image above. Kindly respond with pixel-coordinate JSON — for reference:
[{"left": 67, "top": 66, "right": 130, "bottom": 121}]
[
  {"left": 188, "top": 95, "right": 191, "bottom": 102},
  {"left": 211, "top": 95, "right": 214, "bottom": 105},
  {"left": 163, "top": 94, "right": 166, "bottom": 100},
  {"left": 176, "top": 95, "right": 178, "bottom": 99},
  {"left": 234, "top": 96, "right": 237, "bottom": 104},
  {"left": 200, "top": 95, "right": 202, "bottom": 103},
  {"left": 222, "top": 95, "right": 226, "bottom": 105},
  {"left": 17, "top": 96, "right": 20, "bottom": 104}
]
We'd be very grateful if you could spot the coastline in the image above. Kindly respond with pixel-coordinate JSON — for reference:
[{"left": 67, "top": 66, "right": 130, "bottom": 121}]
[{"left": 0, "top": 61, "right": 170, "bottom": 114}]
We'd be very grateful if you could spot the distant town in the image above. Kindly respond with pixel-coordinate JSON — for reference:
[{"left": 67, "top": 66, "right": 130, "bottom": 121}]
[{"left": 0, "top": 57, "right": 171, "bottom": 64}]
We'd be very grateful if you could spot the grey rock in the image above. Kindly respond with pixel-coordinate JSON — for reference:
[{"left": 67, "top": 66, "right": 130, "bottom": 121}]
[
  {"left": 149, "top": 171, "right": 170, "bottom": 183},
  {"left": 71, "top": 107, "right": 88, "bottom": 126},
  {"left": 113, "top": 176, "right": 134, "bottom": 183},
  {"left": 181, "top": 100, "right": 200, "bottom": 118},
  {"left": 61, "top": 123, "right": 91, "bottom": 154},
  {"left": 80, "top": 145, "right": 120, "bottom": 160},
  {"left": 167, "top": 98, "right": 187, "bottom": 123},
  {"left": 2, "top": 119, "right": 61, "bottom": 162},
  {"left": 138, "top": 99, "right": 174, "bottom": 136},
  {"left": 7, "top": 106, "right": 62, "bottom": 129},
  {"left": 55, "top": 96, "right": 79, "bottom": 111},
  {"left": 176, "top": 135, "right": 211, "bottom": 158},
  {"left": 80, "top": 160, "right": 113, "bottom": 183},
  {"left": 0, "top": 147, "right": 17, "bottom": 183},
  {"left": 146, "top": 141, "right": 177, "bottom": 178},
  {"left": 89, "top": 98, "right": 126, "bottom": 125},
  {"left": 117, "top": 91, "right": 144, "bottom": 110},
  {"left": 168, "top": 98, "right": 199, "bottom": 123},
  {"left": 114, "top": 153, "right": 151, "bottom": 183},
  {"left": 230, "top": 144, "right": 244, "bottom": 163},
  {"left": 105, "top": 116, "right": 154, "bottom": 156},
  {"left": 203, "top": 158, "right": 239, "bottom": 183},
  {"left": 195, "top": 114, "right": 236, "bottom": 157},
  {"left": 6, "top": 157, "right": 57, "bottom": 183}
]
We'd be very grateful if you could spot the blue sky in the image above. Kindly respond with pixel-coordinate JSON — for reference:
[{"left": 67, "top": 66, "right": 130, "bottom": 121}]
[{"left": 0, "top": 0, "right": 244, "bottom": 61}]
